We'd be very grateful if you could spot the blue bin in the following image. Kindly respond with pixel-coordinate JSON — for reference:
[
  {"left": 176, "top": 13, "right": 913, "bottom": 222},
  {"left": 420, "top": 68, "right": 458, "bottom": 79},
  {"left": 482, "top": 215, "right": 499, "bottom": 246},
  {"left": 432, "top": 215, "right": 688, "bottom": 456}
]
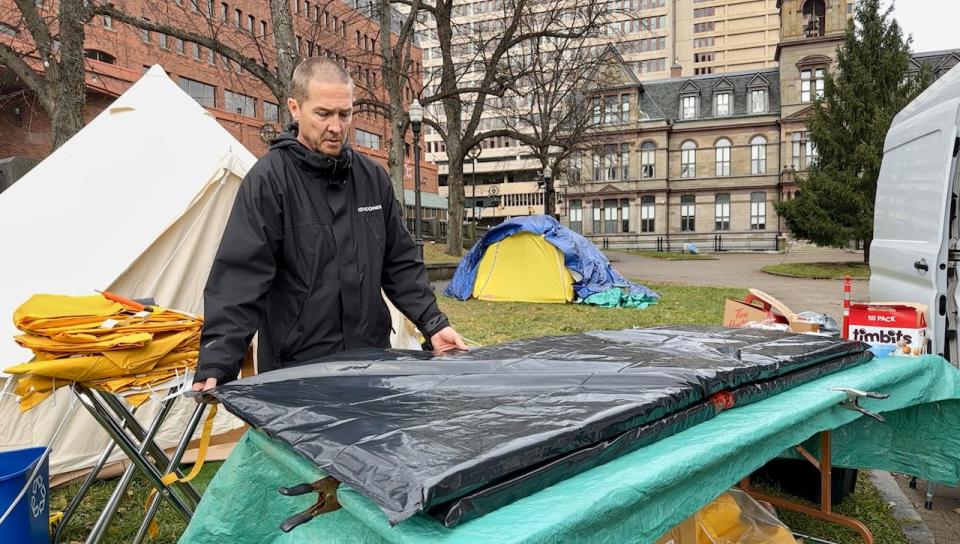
[{"left": 0, "top": 447, "right": 50, "bottom": 544}]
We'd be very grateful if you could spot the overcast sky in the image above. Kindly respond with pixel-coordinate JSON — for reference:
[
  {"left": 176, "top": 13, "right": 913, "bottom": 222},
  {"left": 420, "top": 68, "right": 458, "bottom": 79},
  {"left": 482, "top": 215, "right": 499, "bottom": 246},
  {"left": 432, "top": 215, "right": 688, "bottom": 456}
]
[{"left": 886, "top": 0, "right": 959, "bottom": 54}]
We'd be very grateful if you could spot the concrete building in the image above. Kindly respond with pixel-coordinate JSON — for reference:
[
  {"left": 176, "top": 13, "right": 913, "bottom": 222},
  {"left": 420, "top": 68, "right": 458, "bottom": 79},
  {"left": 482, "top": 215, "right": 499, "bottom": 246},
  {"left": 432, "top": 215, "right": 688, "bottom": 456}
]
[
  {"left": 676, "top": 0, "right": 779, "bottom": 77},
  {"left": 0, "top": 0, "right": 445, "bottom": 222}
]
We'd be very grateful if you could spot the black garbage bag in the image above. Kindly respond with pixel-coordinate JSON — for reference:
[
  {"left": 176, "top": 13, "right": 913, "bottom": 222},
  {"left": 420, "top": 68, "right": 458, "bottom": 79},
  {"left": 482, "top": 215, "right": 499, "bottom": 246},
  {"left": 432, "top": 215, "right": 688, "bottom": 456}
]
[{"left": 212, "top": 325, "right": 871, "bottom": 525}]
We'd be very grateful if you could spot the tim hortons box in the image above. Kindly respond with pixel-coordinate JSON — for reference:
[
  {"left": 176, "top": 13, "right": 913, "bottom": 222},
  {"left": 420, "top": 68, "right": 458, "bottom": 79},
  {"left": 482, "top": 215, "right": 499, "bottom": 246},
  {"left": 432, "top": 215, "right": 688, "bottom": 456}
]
[{"left": 847, "top": 303, "right": 928, "bottom": 356}]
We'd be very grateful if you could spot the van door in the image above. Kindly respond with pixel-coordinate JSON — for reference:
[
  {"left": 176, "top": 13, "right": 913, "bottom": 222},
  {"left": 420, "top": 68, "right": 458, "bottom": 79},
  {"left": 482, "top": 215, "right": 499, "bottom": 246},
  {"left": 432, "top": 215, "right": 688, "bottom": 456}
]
[{"left": 870, "top": 99, "right": 960, "bottom": 360}]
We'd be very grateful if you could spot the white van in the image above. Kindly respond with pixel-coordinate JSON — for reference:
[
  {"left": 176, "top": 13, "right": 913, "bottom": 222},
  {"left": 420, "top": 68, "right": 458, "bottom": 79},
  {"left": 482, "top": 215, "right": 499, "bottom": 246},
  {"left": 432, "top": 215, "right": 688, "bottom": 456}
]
[{"left": 870, "top": 65, "right": 960, "bottom": 365}]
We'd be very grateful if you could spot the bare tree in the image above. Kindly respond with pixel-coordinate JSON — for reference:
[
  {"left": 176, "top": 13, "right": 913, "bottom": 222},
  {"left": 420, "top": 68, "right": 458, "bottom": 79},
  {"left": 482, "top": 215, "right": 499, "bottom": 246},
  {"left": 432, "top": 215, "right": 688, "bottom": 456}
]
[
  {"left": 493, "top": 29, "right": 634, "bottom": 217},
  {"left": 374, "top": 0, "right": 422, "bottom": 210},
  {"left": 0, "top": 0, "right": 89, "bottom": 150},
  {"left": 92, "top": 0, "right": 368, "bottom": 124},
  {"left": 92, "top": 0, "right": 416, "bottom": 204},
  {"left": 401, "top": 0, "right": 612, "bottom": 256}
]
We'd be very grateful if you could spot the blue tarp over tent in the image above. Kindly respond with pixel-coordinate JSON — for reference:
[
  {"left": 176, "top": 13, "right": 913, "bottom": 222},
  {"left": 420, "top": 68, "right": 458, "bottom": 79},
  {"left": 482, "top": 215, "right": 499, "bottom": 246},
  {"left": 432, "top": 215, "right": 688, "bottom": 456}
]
[{"left": 443, "top": 215, "right": 659, "bottom": 303}]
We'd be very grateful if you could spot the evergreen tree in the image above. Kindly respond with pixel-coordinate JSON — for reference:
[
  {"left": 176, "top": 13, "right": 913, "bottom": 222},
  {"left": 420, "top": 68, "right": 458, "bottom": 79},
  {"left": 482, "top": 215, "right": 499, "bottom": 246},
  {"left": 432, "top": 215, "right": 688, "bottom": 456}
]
[{"left": 777, "top": 0, "right": 928, "bottom": 262}]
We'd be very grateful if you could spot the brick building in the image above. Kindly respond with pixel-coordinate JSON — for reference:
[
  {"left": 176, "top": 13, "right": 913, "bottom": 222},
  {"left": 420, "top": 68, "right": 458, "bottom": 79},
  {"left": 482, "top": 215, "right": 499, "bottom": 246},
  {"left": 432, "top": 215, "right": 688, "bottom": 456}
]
[{"left": 0, "top": 0, "right": 443, "bottom": 220}]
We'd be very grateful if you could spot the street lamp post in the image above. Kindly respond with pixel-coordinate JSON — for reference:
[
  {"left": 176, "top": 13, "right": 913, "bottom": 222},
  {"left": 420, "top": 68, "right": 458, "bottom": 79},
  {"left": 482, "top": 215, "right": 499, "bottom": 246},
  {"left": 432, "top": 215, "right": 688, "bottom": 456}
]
[{"left": 409, "top": 99, "right": 424, "bottom": 261}]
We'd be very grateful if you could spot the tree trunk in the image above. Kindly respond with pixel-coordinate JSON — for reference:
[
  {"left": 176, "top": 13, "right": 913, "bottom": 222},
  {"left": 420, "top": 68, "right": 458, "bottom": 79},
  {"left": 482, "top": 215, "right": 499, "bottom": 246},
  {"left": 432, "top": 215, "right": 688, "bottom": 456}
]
[
  {"left": 377, "top": 0, "right": 408, "bottom": 216},
  {"left": 50, "top": 101, "right": 85, "bottom": 151},
  {"left": 388, "top": 115, "right": 407, "bottom": 217},
  {"left": 441, "top": 93, "right": 465, "bottom": 256},
  {"left": 445, "top": 159, "right": 465, "bottom": 256},
  {"left": 269, "top": 0, "right": 297, "bottom": 127},
  {"left": 863, "top": 237, "right": 871, "bottom": 264},
  {"left": 49, "top": 0, "right": 87, "bottom": 151}
]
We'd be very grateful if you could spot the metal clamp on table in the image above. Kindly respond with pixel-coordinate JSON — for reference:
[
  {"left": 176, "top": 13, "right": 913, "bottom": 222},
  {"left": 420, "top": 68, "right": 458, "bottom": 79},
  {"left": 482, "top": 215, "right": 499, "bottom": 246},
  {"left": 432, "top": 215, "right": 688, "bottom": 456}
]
[
  {"left": 739, "top": 387, "right": 892, "bottom": 544},
  {"left": 278, "top": 476, "right": 341, "bottom": 532}
]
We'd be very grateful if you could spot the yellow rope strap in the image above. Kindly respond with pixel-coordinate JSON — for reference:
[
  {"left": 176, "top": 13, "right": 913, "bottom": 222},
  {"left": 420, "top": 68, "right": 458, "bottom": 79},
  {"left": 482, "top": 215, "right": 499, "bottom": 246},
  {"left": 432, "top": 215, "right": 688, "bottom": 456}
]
[{"left": 145, "top": 404, "right": 218, "bottom": 539}]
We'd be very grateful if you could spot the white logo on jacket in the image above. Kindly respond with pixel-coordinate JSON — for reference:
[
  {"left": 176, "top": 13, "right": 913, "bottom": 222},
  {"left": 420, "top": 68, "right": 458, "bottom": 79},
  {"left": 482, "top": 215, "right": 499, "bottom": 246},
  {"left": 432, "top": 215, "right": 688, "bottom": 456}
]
[{"left": 357, "top": 205, "right": 383, "bottom": 213}]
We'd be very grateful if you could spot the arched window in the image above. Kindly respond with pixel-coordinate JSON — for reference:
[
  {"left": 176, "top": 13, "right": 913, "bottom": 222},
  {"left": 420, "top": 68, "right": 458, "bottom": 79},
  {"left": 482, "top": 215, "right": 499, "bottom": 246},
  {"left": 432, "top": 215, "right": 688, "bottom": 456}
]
[
  {"left": 681, "top": 140, "right": 697, "bottom": 179},
  {"left": 715, "top": 138, "right": 731, "bottom": 176},
  {"left": 640, "top": 141, "right": 656, "bottom": 179},
  {"left": 750, "top": 136, "right": 767, "bottom": 174}
]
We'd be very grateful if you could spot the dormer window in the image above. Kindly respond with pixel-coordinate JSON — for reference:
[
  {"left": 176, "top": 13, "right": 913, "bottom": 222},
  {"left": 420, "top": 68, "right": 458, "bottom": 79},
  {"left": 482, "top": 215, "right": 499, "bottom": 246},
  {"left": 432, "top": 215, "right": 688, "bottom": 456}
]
[
  {"left": 678, "top": 81, "right": 702, "bottom": 120},
  {"left": 746, "top": 74, "right": 770, "bottom": 113},
  {"left": 681, "top": 95, "right": 697, "bottom": 119},
  {"left": 750, "top": 89, "right": 767, "bottom": 113},
  {"left": 714, "top": 92, "right": 731, "bottom": 116}
]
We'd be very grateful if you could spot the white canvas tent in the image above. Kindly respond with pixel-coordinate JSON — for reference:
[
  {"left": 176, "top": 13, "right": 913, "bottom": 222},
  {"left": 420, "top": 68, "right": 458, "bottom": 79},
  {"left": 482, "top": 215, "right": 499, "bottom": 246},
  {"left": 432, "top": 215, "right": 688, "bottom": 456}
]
[{"left": 0, "top": 66, "right": 421, "bottom": 476}]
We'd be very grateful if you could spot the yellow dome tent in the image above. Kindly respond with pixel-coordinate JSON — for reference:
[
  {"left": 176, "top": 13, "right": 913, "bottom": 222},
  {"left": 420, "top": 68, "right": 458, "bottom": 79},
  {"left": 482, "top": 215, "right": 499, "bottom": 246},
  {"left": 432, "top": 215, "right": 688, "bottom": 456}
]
[
  {"left": 471, "top": 232, "right": 575, "bottom": 303},
  {"left": 445, "top": 215, "right": 659, "bottom": 308}
]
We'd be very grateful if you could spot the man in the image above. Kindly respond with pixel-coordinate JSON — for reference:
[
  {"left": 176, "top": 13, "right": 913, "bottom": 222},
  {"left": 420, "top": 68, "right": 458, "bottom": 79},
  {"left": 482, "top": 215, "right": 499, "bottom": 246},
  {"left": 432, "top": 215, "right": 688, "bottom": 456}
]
[{"left": 193, "top": 58, "right": 465, "bottom": 391}]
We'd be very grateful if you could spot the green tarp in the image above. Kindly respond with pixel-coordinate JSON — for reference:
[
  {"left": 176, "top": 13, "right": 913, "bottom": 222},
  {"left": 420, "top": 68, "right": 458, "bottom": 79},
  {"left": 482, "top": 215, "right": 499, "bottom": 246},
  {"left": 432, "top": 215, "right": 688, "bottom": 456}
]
[
  {"left": 580, "top": 288, "right": 658, "bottom": 308},
  {"left": 181, "top": 355, "right": 960, "bottom": 544}
]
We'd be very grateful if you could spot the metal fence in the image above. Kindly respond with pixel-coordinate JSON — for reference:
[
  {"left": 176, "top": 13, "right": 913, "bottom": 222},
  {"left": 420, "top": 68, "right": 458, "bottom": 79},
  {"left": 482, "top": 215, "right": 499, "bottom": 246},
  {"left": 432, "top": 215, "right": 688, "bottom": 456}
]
[
  {"left": 594, "top": 233, "right": 782, "bottom": 253},
  {"left": 405, "top": 218, "right": 447, "bottom": 241}
]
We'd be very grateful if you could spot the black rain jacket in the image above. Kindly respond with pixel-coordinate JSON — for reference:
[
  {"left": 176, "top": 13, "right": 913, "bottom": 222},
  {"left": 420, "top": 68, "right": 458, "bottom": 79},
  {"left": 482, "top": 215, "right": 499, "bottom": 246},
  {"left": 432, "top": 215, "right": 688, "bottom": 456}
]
[{"left": 195, "top": 126, "right": 448, "bottom": 384}]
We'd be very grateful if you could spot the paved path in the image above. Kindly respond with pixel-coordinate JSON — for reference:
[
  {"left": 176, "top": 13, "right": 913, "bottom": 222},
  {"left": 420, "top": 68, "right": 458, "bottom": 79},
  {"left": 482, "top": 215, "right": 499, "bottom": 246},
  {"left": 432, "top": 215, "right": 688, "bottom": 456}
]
[
  {"left": 894, "top": 475, "right": 960, "bottom": 543},
  {"left": 606, "top": 249, "right": 865, "bottom": 320}
]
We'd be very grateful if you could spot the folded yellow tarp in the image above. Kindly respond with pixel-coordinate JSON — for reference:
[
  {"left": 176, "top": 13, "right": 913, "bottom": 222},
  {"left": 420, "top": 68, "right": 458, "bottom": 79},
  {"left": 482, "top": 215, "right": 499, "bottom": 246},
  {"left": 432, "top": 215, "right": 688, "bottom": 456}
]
[
  {"left": 15, "top": 331, "right": 154, "bottom": 353},
  {"left": 6, "top": 293, "right": 202, "bottom": 412},
  {"left": 13, "top": 294, "right": 123, "bottom": 332}
]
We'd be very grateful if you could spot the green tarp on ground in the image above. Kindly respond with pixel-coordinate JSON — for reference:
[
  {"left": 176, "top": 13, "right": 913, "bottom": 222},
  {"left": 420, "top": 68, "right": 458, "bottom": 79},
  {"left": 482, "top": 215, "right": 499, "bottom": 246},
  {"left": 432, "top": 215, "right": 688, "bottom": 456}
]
[
  {"left": 580, "top": 288, "right": 658, "bottom": 308},
  {"left": 181, "top": 355, "right": 960, "bottom": 544}
]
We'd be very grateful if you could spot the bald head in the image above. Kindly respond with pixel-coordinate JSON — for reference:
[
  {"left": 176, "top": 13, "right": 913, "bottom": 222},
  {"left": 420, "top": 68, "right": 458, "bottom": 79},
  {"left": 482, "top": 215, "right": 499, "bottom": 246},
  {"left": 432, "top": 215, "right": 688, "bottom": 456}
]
[
  {"left": 291, "top": 57, "right": 353, "bottom": 103},
  {"left": 287, "top": 57, "right": 355, "bottom": 156}
]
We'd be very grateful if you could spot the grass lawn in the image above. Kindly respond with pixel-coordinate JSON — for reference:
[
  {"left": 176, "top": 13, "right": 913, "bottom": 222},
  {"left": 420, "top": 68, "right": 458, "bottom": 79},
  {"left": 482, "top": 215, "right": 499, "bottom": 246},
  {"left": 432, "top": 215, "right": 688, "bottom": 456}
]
[
  {"left": 422, "top": 241, "right": 462, "bottom": 265},
  {"left": 626, "top": 250, "right": 717, "bottom": 261},
  {"left": 438, "top": 281, "right": 744, "bottom": 344},
  {"left": 50, "top": 281, "right": 906, "bottom": 543},
  {"left": 763, "top": 262, "right": 870, "bottom": 280},
  {"left": 51, "top": 461, "right": 222, "bottom": 543},
  {"left": 754, "top": 474, "right": 909, "bottom": 544}
]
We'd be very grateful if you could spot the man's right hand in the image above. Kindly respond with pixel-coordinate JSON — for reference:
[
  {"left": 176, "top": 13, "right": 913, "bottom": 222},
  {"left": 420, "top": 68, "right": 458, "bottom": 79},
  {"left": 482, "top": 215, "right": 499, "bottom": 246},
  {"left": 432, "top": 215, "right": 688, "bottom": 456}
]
[{"left": 193, "top": 377, "right": 218, "bottom": 392}]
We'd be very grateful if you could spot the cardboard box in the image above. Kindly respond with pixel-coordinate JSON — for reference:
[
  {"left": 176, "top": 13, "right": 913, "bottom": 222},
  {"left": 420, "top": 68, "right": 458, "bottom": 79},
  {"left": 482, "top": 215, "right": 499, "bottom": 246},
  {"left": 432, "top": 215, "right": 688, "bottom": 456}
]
[
  {"left": 654, "top": 515, "right": 697, "bottom": 544},
  {"left": 723, "top": 288, "right": 819, "bottom": 333},
  {"left": 724, "top": 298, "right": 773, "bottom": 327},
  {"left": 848, "top": 303, "right": 928, "bottom": 356}
]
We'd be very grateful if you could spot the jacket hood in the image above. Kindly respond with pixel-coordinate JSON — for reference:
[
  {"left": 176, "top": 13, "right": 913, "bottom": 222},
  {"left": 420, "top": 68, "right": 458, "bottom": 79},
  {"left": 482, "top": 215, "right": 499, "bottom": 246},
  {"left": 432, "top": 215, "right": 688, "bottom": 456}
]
[{"left": 271, "top": 123, "right": 353, "bottom": 182}]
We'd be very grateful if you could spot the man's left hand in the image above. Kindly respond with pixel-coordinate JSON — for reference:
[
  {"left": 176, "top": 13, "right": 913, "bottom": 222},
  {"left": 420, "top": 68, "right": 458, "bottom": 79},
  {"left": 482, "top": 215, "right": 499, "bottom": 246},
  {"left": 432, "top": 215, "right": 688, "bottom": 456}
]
[{"left": 430, "top": 326, "right": 468, "bottom": 353}]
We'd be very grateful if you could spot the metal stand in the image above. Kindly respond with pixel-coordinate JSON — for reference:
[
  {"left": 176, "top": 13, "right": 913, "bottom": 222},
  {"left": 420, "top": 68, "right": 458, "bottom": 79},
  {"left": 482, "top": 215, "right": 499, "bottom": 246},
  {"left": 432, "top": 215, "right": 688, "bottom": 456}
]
[
  {"left": 53, "top": 408, "right": 132, "bottom": 544},
  {"left": 740, "top": 431, "right": 874, "bottom": 544},
  {"left": 925, "top": 481, "right": 937, "bottom": 510},
  {"left": 53, "top": 386, "right": 206, "bottom": 543},
  {"left": 132, "top": 401, "right": 206, "bottom": 543},
  {"left": 906, "top": 476, "right": 937, "bottom": 509}
]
